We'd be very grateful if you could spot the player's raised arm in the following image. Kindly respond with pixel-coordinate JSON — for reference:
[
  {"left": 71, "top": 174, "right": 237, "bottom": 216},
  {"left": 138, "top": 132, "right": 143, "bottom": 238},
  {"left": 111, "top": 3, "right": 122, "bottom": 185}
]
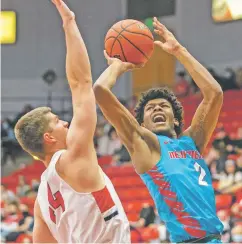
[
  {"left": 52, "top": 0, "right": 96, "bottom": 157},
  {"left": 93, "top": 52, "right": 144, "bottom": 151},
  {"left": 153, "top": 17, "right": 223, "bottom": 153}
]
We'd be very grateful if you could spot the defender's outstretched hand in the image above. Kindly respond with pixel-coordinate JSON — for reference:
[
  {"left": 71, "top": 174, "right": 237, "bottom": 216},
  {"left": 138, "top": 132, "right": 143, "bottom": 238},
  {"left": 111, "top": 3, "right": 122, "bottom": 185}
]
[
  {"left": 52, "top": 0, "right": 75, "bottom": 26},
  {"left": 104, "top": 50, "right": 144, "bottom": 74},
  {"left": 153, "top": 17, "right": 183, "bottom": 56}
]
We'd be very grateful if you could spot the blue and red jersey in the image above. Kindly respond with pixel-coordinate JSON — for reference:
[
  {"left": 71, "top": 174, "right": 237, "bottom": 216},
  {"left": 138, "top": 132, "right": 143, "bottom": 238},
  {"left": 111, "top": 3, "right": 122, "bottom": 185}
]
[{"left": 140, "top": 135, "right": 223, "bottom": 243}]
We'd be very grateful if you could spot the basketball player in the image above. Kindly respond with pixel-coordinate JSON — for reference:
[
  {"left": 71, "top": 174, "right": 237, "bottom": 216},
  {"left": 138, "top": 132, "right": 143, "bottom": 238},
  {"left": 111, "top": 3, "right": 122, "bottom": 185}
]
[
  {"left": 14, "top": 0, "right": 130, "bottom": 243},
  {"left": 93, "top": 17, "right": 224, "bottom": 243}
]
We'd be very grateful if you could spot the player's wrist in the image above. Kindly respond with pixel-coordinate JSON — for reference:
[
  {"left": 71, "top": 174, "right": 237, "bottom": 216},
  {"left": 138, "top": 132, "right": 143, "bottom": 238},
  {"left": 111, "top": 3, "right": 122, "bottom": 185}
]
[
  {"left": 62, "top": 15, "right": 76, "bottom": 29},
  {"left": 110, "top": 61, "right": 127, "bottom": 76},
  {"left": 173, "top": 46, "right": 188, "bottom": 59}
]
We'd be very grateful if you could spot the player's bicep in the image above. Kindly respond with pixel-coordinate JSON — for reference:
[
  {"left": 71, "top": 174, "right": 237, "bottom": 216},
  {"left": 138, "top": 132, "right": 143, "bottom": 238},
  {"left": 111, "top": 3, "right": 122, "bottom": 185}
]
[
  {"left": 33, "top": 201, "right": 57, "bottom": 243},
  {"left": 94, "top": 85, "right": 142, "bottom": 150},
  {"left": 184, "top": 95, "right": 223, "bottom": 153},
  {"left": 67, "top": 85, "right": 97, "bottom": 155}
]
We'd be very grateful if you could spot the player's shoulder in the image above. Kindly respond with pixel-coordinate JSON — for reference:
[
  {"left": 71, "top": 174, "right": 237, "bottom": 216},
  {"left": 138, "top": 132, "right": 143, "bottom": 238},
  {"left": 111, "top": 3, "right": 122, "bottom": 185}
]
[
  {"left": 179, "top": 130, "right": 196, "bottom": 143},
  {"left": 57, "top": 149, "right": 88, "bottom": 174},
  {"left": 140, "top": 127, "right": 160, "bottom": 147},
  {"left": 178, "top": 134, "right": 194, "bottom": 142},
  {"left": 56, "top": 149, "right": 103, "bottom": 191},
  {"left": 51, "top": 149, "right": 82, "bottom": 177}
]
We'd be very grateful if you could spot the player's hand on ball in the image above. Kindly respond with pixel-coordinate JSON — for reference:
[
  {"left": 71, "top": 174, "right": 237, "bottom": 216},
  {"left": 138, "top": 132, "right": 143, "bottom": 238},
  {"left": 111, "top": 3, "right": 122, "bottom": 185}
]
[
  {"left": 52, "top": 0, "right": 75, "bottom": 26},
  {"left": 104, "top": 51, "right": 144, "bottom": 73},
  {"left": 153, "top": 17, "right": 183, "bottom": 56}
]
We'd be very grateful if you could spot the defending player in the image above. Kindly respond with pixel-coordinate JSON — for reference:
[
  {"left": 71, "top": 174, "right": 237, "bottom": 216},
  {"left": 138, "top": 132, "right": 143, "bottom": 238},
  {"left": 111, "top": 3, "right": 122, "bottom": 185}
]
[
  {"left": 93, "top": 17, "right": 224, "bottom": 243},
  {"left": 14, "top": 0, "right": 130, "bottom": 243}
]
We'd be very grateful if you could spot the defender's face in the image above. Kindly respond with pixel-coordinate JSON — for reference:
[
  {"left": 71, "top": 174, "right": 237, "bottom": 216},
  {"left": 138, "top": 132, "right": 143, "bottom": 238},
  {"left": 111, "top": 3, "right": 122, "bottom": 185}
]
[
  {"left": 44, "top": 113, "right": 69, "bottom": 147},
  {"left": 142, "top": 98, "right": 178, "bottom": 136}
]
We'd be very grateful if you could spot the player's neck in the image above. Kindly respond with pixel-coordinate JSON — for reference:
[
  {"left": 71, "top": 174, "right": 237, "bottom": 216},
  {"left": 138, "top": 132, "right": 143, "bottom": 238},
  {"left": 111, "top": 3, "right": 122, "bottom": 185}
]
[
  {"left": 43, "top": 147, "right": 64, "bottom": 168},
  {"left": 43, "top": 153, "right": 54, "bottom": 168},
  {"left": 43, "top": 144, "right": 66, "bottom": 168},
  {"left": 171, "top": 131, "right": 177, "bottom": 138}
]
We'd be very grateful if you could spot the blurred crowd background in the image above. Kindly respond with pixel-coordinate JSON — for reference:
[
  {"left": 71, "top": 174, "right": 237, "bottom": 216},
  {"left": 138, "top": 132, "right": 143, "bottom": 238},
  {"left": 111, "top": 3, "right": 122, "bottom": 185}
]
[{"left": 1, "top": 0, "right": 242, "bottom": 243}]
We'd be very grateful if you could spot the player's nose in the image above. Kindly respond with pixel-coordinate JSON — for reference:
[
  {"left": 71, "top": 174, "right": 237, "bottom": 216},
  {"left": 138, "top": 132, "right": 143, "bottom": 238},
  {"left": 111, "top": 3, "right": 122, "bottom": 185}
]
[{"left": 154, "top": 104, "right": 162, "bottom": 111}]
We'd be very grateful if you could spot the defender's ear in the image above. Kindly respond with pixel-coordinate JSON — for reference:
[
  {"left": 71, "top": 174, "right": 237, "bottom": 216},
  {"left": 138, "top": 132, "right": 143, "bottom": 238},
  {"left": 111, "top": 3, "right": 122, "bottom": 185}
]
[{"left": 43, "top": 133, "right": 57, "bottom": 145}]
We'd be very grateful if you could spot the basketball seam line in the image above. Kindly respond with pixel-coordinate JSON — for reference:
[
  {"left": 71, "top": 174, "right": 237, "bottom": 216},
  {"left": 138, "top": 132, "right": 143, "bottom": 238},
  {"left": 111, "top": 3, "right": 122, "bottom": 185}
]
[
  {"left": 111, "top": 28, "right": 149, "bottom": 60},
  {"left": 109, "top": 22, "right": 138, "bottom": 57},
  {"left": 105, "top": 36, "right": 118, "bottom": 42},
  {"left": 116, "top": 38, "right": 128, "bottom": 62},
  {"left": 119, "top": 29, "right": 154, "bottom": 41},
  {"left": 120, "top": 21, "right": 154, "bottom": 41}
]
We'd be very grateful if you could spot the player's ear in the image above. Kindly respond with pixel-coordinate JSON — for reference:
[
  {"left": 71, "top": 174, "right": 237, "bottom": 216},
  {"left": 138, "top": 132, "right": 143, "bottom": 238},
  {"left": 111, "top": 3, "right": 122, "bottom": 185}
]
[
  {"left": 174, "top": 118, "right": 179, "bottom": 127},
  {"left": 43, "top": 133, "right": 57, "bottom": 144}
]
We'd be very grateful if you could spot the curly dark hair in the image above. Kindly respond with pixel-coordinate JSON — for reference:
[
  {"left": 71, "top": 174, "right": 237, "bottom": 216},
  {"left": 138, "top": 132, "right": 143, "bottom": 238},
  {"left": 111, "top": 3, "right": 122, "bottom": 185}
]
[{"left": 134, "top": 87, "right": 184, "bottom": 136}]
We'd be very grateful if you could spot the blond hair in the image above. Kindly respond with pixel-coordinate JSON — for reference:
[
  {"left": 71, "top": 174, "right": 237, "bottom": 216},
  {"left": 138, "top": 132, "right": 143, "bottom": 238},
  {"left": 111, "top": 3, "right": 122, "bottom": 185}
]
[{"left": 14, "top": 107, "right": 52, "bottom": 159}]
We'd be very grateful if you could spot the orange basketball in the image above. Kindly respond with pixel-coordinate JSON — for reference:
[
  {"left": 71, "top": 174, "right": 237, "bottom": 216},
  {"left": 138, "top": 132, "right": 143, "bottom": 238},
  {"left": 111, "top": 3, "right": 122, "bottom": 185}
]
[{"left": 105, "top": 19, "right": 154, "bottom": 64}]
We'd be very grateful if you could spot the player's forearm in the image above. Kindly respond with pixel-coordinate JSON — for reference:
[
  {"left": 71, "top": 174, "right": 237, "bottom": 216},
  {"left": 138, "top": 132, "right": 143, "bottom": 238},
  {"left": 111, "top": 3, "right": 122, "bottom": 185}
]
[
  {"left": 94, "top": 62, "right": 124, "bottom": 90},
  {"left": 63, "top": 19, "right": 92, "bottom": 88},
  {"left": 94, "top": 64, "right": 143, "bottom": 151},
  {"left": 93, "top": 63, "right": 121, "bottom": 110},
  {"left": 175, "top": 48, "right": 223, "bottom": 100}
]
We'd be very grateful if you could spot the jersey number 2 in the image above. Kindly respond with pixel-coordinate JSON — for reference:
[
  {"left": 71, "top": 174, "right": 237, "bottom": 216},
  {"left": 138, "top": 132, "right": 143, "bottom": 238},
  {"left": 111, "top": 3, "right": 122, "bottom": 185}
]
[
  {"left": 47, "top": 183, "right": 65, "bottom": 224},
  {"left": 194, "top": 162, "right": 208, "bottom": 186}
]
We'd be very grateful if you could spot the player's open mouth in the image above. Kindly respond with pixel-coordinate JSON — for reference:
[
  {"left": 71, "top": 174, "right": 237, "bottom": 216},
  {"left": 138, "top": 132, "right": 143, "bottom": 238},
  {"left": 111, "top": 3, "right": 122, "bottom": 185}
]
[{"left": 152, "top": 113, "right": 166, "bottom": 123}]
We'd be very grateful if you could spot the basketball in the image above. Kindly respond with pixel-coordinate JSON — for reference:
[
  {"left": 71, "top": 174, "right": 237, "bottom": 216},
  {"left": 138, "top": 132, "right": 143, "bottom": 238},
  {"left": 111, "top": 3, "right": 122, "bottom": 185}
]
[{"left": 105, "top": 19, "right": 154, "bottom": 64}]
